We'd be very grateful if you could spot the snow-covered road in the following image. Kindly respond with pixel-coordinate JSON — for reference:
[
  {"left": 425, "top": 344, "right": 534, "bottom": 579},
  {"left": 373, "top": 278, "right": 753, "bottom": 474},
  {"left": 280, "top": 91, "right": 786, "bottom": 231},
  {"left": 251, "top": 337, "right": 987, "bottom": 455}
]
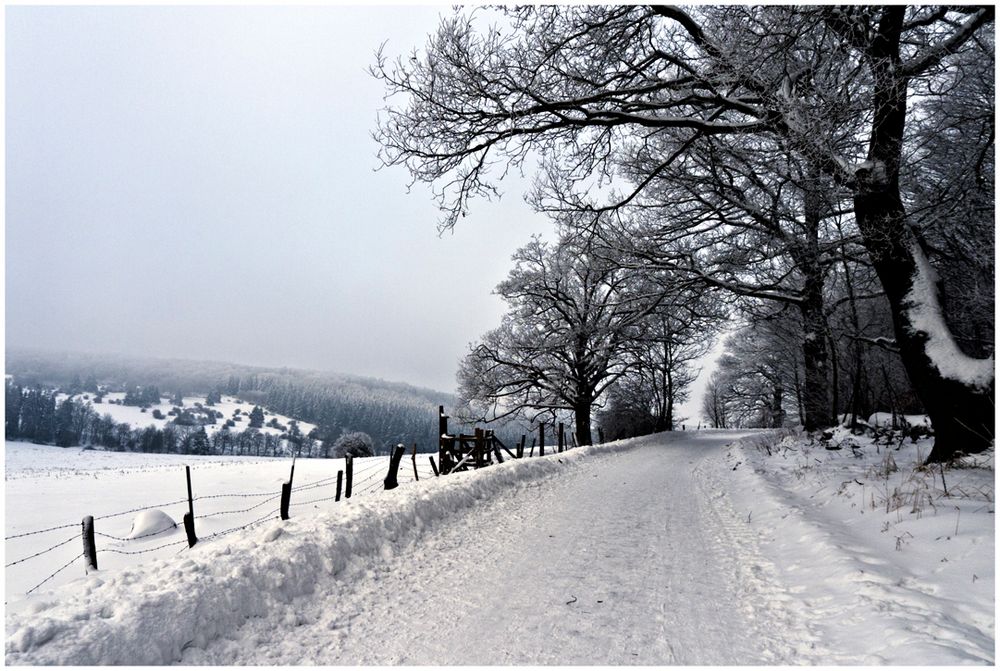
[{"left": 181, "top": 431, "right": 813, "bottom": 665}]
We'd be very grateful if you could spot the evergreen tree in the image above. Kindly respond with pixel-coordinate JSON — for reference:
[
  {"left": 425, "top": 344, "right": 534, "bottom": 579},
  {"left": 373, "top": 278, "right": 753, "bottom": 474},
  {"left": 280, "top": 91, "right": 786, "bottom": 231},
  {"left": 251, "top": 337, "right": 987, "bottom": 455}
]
[
  {"left": 6, "top": 380, "right": 23, "bottom": 439},
  {"left": 248, "top": 405, "right": 265, "bottom": 428},
  {"left": 54, "top": 397, "right": 78, "bottom": 447},
  {"left": 184, "top": 426, "right": 211, "bottom": 455}
]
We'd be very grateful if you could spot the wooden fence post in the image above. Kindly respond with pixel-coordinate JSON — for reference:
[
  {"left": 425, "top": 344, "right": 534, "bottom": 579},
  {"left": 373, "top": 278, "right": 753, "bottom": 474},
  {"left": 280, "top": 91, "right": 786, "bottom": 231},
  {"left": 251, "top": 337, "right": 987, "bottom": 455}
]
[
  {"left": 345, "top": 456, "right": 354, "bottom": 499},
  {"left": 412, "top": 443, "right": 419, "bottom": 482},
  {"left": 530, "top": 438, "right": 536, "bottom": 457},
  {"left": 517, "top": 435, "right": 525, "bottom": 459},
  {"left": 429, "top": 456, "right": 439, "bottom": 476},
  {"left": 280, "top": 457, "right": 296, "bottom": 520},
  {"left": 473, "top": 428, "right": 484, "bottom": 469},
  {"left": 82, "top": 516, "right": 97, "bottom": 572},
  {"left": 384, "top": 444, "right": 407, "bottom": 490},
  {"left": 539, "top": 425, "right": 545, "bottom": 457},
  {"left": 491, "top": 433, "right": 505, "bottom": 464},
  {"left": 558, "top": 422, "right": 564, "bottom": 453},
  {"left": 183, "top": 465, "right": 197, "bottom": 548},
  {"left": 438, "top": 405, "right": 448, "bottom": 468},
  {"left": 571, "top": 432, "right": 578, "bottom": 448},
  {"left": 335, "top": 470, "right": 343, "bottom": 501},
  {"left": 598, "top": 427, "right": 605, "bottom": 444}
]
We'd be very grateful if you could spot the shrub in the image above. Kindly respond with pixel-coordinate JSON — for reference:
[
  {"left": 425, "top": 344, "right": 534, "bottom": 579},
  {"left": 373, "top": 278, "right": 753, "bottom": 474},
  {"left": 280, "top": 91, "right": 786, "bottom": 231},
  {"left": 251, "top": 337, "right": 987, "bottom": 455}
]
[{"left": 332, "top": 431, "right": 374, "bottom": 458}]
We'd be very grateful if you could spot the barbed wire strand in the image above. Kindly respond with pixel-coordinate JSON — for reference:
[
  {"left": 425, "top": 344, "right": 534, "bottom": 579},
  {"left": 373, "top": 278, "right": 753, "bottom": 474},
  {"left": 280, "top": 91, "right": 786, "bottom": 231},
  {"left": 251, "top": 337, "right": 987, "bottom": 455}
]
[
  {"left": 101, "top": 538, "right": 189, "bottom": 555},
  {"left": 198, "top": 494, "right": 282, "bottom": 519},
  {"left": 25, "top": 553, "right": 84, "bottom": 595},
  {"left": 289, "top": 494, "right": 341, "bottom": 508},
  {"left": 203, "top": 508, "right": 280, "bottom": 541},
  {"left": 5, "top": 534, "right": 79, "bottom": 568},
  {"left": 13, "top": 455, "right": 459, "bottom": 590},
  {"left": 5, "top": 522, "right": 79, "bottom": 541},
  {"left": 194, "top": 490, "right": 275, "bottom": 501},
  {"left": 94, "top": 498, "right": 189, "bottom": 521},
  {"left": 95, "top": 525, "right": 179, "bottom": 542}
]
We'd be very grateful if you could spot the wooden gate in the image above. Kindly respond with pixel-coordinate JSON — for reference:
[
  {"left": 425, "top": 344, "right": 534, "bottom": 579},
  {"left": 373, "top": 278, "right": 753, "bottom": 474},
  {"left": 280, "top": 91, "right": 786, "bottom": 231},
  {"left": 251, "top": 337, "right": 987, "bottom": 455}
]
[{"left": 437, "top": 407, "right": 517, "bottom": 474}]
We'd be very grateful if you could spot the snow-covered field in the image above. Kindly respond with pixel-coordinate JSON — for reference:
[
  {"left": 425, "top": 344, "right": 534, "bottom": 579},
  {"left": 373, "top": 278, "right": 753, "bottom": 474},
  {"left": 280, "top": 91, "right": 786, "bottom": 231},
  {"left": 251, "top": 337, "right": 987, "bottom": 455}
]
[
  {"left": 5, "top": 441, "right": 423, "bottom": 601},
  {"left": 4, "top": 429, "right": 994, "bottom": 664}
]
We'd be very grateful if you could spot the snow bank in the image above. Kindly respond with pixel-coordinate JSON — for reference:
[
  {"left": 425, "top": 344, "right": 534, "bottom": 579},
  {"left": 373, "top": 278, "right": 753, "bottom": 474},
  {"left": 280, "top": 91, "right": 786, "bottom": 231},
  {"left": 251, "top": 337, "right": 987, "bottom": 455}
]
[
  {"left": 5, "top": 437, "right": 645, "bottom": 665},
  {"left": 718, "top": 430, "right": 994, "bottom": 665}
]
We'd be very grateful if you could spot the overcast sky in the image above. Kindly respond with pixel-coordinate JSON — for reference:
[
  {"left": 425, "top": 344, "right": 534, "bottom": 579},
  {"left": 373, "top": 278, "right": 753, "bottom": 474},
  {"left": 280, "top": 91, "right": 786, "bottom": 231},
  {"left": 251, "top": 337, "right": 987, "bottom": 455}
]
[{"left": 6, "top": 5, "right": 555, "bottom": 393}]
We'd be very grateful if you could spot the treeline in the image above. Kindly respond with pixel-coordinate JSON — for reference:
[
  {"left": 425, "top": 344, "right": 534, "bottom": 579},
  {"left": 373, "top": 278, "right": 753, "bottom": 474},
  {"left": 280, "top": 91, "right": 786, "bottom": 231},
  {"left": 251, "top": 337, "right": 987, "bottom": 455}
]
[{"left": 222, "top": 375, "right": 443, "bottom": 452}]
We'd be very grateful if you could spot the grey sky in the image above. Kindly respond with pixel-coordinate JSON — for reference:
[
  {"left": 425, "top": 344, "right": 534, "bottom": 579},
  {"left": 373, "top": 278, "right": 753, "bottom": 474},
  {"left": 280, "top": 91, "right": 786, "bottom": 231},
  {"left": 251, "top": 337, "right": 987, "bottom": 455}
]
[{"left": 6, "top": 5, "right": 552, "bottom": 393}]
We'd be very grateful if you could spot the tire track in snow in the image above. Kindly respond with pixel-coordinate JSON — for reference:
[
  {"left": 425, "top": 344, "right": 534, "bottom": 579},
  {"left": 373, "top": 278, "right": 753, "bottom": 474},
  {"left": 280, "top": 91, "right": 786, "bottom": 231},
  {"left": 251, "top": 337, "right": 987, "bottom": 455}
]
[{"left": 181, "top": 432, "right": 811, "bottom": 665}]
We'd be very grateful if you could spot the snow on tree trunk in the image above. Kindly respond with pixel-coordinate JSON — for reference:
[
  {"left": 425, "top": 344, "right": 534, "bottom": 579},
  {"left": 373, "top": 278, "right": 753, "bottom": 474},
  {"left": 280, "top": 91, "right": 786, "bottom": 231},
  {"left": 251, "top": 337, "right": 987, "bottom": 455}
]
[
  {"left": 854, "top": 178, "right": 993, "bottom": 462},
  {"left": 906, "top": 244, "right": 994, "bottom": 390}
]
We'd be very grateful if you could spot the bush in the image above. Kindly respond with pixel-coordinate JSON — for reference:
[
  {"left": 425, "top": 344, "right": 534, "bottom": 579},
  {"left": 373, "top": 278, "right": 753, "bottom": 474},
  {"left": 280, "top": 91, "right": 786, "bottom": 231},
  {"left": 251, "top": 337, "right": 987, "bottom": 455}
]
[
  {"left": 331, "top": 431, "right": 374, "bottom": 458},
  {"left": 152, "top": 409, "right": 165, "bottom": 420}
]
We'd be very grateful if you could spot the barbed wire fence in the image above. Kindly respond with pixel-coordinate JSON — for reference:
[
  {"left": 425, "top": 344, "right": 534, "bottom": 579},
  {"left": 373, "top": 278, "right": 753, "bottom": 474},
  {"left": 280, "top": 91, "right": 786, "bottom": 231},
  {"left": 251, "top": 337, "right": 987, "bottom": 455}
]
[{"left": 6, "top": 422, "right": 575, "bottom": 598}]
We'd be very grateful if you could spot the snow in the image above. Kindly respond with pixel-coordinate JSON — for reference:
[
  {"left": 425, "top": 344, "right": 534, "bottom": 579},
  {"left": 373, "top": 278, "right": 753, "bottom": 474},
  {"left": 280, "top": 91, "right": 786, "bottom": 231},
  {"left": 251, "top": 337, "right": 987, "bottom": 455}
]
[
  {"left": 905, "top": 243, "right": 994, "bottom": 389},
  {"left": 4, "top": 429, "right": 993, "bottom": 664},
  {"left": 866, "top": 412, "right": 932, "bottom": 428},
  {"left": 127, "top": 510, "right": 176, "bottom": 540},
  {"left": 4, "top": 442, "right": 399, "bottom": 599},
  {"left": 723, "top": 428, "right": 994, "bottom": 664},
  {"left": 71, "top": 394, "right": 316, "bottom": 438}
]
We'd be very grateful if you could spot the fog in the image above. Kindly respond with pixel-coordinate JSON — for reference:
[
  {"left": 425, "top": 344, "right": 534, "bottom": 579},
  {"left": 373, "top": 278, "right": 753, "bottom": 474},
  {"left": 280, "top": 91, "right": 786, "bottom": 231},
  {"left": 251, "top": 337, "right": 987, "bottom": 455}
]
[{"left": 5, "top": 5, "right": 552, "bottom": 393}]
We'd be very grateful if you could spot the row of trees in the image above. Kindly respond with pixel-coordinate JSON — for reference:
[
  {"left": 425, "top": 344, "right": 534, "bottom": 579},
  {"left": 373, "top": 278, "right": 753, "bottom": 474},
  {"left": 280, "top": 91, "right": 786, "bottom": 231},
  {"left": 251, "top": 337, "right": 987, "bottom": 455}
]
[
  {"left": 456, "top": 229, "right": 717, "bottom": 444},
  {"left": 374, "top": 5, "right": 994, "bottom": 461}
]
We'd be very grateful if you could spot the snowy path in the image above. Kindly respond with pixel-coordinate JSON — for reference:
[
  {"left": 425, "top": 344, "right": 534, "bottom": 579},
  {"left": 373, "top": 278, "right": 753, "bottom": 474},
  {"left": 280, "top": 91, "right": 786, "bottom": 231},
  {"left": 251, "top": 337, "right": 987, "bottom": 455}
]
[{"left": 181, "top": 432, "right": 815, "bottom": 665}]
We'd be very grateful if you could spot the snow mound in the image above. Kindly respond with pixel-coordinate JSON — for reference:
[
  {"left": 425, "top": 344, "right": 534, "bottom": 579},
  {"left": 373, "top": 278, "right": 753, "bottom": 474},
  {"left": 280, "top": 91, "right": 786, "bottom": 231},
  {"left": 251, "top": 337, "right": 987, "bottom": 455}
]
[{"left": 127, "top": 510, "right": 176, "bottom": 540}]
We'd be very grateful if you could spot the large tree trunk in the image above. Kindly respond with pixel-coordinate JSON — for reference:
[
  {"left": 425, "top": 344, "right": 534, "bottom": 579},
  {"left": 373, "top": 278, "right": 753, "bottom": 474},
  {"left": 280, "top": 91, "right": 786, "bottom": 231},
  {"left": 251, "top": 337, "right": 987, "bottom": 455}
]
[
  {"left": 770, "top": 382, "right": 785, "bottom": 428},
  {"left": 798, "top": 278, "right": 834, "bottom": 431},
  {"left": 854, "top": 9, "right": 994, "bottom": 462},
  {"left": 573, "top": 403, "right": 593, "bottom": 446},
  {"left": 795, "top": 166, "right": 835, "bottom": 431},
  {"left": 664, "top": 366, "right": 675, "bottom": 431}
]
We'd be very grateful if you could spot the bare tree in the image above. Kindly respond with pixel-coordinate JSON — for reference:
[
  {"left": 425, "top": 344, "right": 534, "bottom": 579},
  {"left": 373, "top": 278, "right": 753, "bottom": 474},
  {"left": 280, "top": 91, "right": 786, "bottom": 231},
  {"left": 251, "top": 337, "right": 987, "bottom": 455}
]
[
  {"left": 621, "top": 288, "right": 722, "bottom": 431},
  {"left": 706, "top": 315, "right": 804, "bottom": 429},
  {"left": 457, "top": 230, "right": 664, "bottom": 445}
]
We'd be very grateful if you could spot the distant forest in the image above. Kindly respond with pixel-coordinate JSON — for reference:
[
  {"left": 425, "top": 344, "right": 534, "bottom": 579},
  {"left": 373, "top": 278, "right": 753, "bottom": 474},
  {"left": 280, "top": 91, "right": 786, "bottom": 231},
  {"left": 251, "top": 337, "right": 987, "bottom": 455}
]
[{"left": 5, "top": 349, "right": 470, "bottom": 456}]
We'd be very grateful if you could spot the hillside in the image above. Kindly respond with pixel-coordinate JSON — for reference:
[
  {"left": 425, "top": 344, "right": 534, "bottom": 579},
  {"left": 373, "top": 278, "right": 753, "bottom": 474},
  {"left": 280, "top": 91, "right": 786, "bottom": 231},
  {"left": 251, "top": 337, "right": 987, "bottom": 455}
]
[{"left": 6, "top": 348, "right": 457, "bottom": 454}]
